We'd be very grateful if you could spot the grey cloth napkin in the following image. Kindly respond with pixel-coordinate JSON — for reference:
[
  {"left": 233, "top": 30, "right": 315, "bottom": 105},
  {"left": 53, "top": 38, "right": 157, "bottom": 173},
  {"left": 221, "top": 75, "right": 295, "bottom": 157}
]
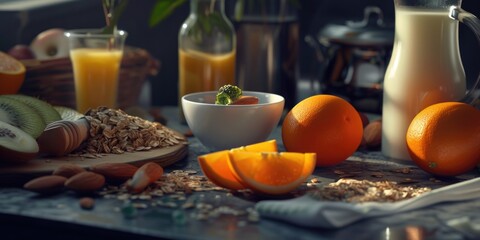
[{"left": 255, "top": 177, "right": 480, "bottom": 229}]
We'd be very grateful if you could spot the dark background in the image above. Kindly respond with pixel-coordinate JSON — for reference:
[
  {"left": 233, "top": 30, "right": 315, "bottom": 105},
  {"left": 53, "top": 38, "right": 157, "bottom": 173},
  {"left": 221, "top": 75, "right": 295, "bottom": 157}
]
[{"left": 0, "top": 0, "right": 478, "bottom": 106}]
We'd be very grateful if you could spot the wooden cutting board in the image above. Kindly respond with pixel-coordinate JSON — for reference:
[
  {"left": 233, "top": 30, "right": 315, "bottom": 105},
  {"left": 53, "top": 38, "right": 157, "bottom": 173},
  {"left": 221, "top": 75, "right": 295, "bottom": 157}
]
[{"left": 0, "top": 143, "right": 188, "bottom": 186}]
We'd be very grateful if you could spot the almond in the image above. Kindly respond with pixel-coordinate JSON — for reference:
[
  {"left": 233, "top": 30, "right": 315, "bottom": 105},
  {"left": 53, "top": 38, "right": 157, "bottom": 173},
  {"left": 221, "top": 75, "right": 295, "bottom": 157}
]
[
  {"left": 127, "top": 162, "right": 164, "bottom": 193},
  {"left": 364, "top": 120, "right": 382, "bottom": 149},
  {"left": 65, "top": 172, "right": 105, "bottom": 192},
  {"left": 53, "top": 164, "right": 86, "bottom": 178},
  {"left": 89, "top": 162, "right": 138, "bottom": 183},
  {"left": 358, "top": 112, "right": 370, "bottom": 128},
  {"left": 231, "top": 96, "right": 259, "bottom": 105},
  {"left": 24, "top": 175, "right": 67, "bottom": 194}
]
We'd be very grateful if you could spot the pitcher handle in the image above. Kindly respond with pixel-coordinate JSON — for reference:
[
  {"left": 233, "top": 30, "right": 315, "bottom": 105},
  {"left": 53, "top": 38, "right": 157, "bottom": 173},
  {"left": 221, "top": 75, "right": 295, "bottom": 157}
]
[{"left": 450, "top": 6, "right": 480, "bottom": 105}]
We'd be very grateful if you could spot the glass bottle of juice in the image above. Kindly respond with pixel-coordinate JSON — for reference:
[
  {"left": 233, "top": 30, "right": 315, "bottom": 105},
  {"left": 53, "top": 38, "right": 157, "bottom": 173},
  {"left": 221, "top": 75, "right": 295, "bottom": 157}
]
[{"left": 178, "top": 0, "right": 236, "bottom": 122}]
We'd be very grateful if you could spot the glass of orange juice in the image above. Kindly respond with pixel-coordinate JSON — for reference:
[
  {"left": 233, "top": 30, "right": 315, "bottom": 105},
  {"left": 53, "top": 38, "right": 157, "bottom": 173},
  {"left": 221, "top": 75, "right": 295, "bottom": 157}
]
[{"left": 65, "top": 29, "right": 127, "bottom": 113}]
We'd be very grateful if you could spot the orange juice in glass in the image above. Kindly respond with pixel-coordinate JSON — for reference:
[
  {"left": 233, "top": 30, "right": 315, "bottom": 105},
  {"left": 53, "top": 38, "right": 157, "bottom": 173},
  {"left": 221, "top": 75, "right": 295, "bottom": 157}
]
[
  {"left": 178, "top": 49, "right": 236, "bottom": 118},
  {"left": 65, "top": 29, "right": 127, "bottom": 113}
]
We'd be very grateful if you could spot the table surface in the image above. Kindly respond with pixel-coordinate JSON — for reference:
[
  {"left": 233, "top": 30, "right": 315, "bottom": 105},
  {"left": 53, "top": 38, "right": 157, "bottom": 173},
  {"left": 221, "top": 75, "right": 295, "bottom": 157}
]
[{"left": 1, "top": 107, "right": 479, "bottom": 240}]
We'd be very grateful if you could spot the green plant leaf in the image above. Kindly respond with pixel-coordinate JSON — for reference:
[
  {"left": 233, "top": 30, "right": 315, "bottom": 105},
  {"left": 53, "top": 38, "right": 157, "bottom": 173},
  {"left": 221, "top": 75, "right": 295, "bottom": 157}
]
[
  {"left": 103, "top": 0, "right": 129, "bottom": 34},
  {"left": 149, "top": 0, "right": 187, "bottom": 27}
]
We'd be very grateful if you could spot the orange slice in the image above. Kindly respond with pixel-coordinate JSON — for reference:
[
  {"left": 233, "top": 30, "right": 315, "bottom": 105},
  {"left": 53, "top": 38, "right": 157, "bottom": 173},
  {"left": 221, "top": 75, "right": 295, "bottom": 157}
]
[
  {"left": 198, "top": 139, "right": 278, "bottom": 190},
  {"left": 228, "top": 151, "right": 316, "bottom": 195},
  {"left": 227, "top": 140, "right": 279, "bottom": 187},
  {"left": 231, "top": 139, "right": 278, "bottom": 152},
  {"left": 0, "top": 51, "right": 26, "bottom": 94}
]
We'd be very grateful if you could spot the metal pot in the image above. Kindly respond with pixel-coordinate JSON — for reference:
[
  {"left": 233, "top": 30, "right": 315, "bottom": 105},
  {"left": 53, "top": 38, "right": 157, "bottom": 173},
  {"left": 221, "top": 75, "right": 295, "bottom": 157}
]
[{"left": 305, "top": 6, "right": 394, "bottom": 113}]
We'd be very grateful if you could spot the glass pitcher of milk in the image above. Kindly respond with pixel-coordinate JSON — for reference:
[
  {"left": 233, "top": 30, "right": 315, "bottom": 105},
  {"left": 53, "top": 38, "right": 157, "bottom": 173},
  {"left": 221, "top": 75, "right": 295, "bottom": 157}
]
[{"left": 382, "top": 0, "right": 480, "bottom": 160}]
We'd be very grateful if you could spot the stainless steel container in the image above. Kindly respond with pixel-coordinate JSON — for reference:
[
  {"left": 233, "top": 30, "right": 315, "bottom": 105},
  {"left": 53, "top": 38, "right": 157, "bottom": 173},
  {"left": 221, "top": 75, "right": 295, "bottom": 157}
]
[{"left": 232, "top": 0, "right": 299, "bottom": 109}]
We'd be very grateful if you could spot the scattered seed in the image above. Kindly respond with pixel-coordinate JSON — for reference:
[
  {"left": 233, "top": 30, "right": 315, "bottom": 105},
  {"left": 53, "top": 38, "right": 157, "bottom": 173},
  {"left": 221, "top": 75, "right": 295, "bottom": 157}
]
[
  {"left": 310, "top": 178, "right": 320, "bottom": 183},
  {"left": 95, "top": 170, "right": 258, "bottom": 224},
  {"left": 181, "top": 202, "right": 195, "bottom": 209},
  {"left": 79, "top": 197, "right": 95, "bottom": 210}
]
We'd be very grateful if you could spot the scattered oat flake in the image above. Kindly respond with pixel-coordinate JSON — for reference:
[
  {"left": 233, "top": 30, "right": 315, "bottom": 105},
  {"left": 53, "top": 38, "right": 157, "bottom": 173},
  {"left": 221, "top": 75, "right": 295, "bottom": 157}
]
[
  {"left": 392, "top": 168, "right": 412, "bottom": 174},
  {"left": 310, "top": 178, "right": 320, "bottom": 183},
  {"left": 99, "top": 170, "right": 224, "bottom": 200},
  {"left": 309, "top": 178, "right": 431, "bottom": 203}
]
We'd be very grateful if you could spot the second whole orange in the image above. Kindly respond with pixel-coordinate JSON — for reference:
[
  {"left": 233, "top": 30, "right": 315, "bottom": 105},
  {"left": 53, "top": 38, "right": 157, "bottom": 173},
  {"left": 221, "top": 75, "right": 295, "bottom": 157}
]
[
  {"left": 282, "top": 94, "right": 363, "bottom": 167},
  {"left": 406, "top": 102, "right": 480, "bottom": 177}
]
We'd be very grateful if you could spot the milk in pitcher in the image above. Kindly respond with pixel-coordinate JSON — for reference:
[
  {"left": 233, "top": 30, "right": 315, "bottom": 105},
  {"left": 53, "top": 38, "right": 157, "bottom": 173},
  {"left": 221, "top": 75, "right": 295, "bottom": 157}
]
[{"left": 382, "top": 7, "right": 466, "bottom": 160}]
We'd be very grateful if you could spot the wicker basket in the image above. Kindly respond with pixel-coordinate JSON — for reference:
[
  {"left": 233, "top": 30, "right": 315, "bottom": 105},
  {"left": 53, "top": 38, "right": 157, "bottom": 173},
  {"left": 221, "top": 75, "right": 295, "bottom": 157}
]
[{"left": 19, "top": 46, "right": 160, "bottom": 110}]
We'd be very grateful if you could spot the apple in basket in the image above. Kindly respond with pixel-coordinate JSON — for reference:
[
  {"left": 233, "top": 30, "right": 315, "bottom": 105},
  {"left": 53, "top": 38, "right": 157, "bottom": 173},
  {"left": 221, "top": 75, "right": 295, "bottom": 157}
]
[
  {"left": 7, "top": 44, "right": 35, "bottom": 60},
  {"left": 30, "top": 28, "right": 69, "bottom": 60}
]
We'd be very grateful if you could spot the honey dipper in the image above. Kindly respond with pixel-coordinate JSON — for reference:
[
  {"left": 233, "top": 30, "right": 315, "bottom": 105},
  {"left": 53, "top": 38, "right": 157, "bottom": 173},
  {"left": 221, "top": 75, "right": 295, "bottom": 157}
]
[{"left": 37, "top": 118, "right": 89, "bottom": 157}]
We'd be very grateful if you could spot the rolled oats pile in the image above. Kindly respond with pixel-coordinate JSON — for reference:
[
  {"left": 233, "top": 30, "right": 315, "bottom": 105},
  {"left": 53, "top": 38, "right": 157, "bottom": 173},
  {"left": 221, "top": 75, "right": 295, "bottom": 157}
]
[
  {"left": 309, "top": 178, "right": 431, "bottom": 203},
  {"left": 78, "top": 107, "right": 186, "bottom": 155}
]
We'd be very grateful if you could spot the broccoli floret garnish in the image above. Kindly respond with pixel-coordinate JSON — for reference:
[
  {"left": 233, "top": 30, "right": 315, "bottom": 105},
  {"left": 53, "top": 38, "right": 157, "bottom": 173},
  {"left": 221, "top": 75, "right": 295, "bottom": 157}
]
[{"left": 215, "top": 84, "right": 243, "bottom": 105}]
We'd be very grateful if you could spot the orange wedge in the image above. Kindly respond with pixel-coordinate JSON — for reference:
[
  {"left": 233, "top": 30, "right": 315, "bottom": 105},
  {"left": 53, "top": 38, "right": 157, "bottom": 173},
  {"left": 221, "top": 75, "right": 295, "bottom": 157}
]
[
  {"left": 0, "top": 51, "right": 26, "bottom": 94},
  {"left": 228, "top": 151, "right": 316, "bottom": 195},
  {"left": 197, "top": 140, "right": 278, "bottom": 190}
]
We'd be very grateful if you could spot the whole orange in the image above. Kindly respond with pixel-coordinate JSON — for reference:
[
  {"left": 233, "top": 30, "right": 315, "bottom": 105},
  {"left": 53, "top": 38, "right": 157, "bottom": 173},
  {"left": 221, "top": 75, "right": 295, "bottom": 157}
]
[
  {"left": 406, "top": 102, "right": 480, "bottom": 177},
  {"left": 0, "top": 51, "right": 26, "bottom": 94},
  {"left": 282, "top": 94, "right": 363, "bottom": 167}
]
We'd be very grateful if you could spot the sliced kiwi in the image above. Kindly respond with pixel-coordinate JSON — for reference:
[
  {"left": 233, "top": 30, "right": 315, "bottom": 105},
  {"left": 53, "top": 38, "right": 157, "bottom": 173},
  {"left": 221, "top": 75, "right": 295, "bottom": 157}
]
[
  {"left": 0, "top": 120, "right": 39, "bottom": 163},
  {"left": 3, "top": 94, "right": 61, "bottom": 125},
  {"left": 54, "top": 106, "right": 84, "bottom": 121},
  {"left": 0, "top": 96, "right": 46, "bottom": 138}
]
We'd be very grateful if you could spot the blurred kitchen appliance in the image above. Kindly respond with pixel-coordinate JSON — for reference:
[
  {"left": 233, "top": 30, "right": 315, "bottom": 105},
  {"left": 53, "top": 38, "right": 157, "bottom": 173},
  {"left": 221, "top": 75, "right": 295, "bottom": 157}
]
[
  {"left": 232, "top": 0, "right": 299, "bottom": 109},
  {"left": 306, "top": 6, "right": 394, "bottom": 113}
]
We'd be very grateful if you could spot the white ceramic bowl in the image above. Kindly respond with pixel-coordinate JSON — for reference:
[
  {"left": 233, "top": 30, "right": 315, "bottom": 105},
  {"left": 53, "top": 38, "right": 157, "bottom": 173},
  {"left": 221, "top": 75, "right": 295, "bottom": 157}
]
[{"left": 182, "top": 91, "right": 285, "bottom": 151}]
